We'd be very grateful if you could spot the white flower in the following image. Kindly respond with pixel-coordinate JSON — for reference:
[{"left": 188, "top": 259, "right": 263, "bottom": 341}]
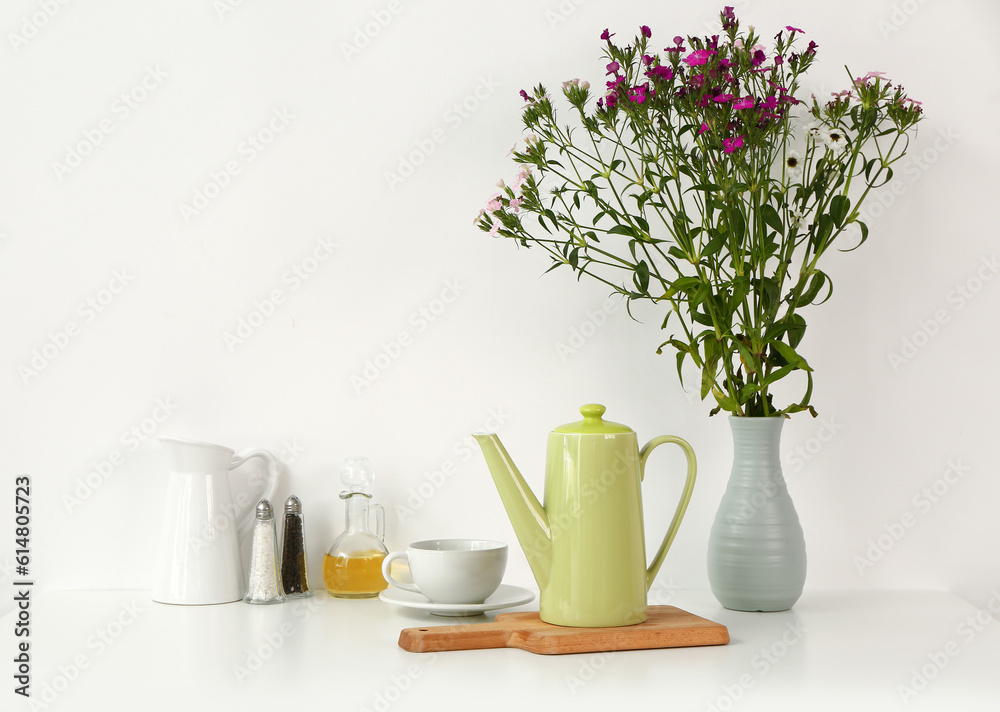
[
  {"left": 784, "top": 150, "right": 803, "bottom": 181},
  {"left": 822, "top": 128, "right": 848, "bottom": 152},
  {"left": 789, "top": 205, "right": 809, "bottom": 231},
  {"left": 804, "top": 121, "right": 823, "bottom": 143}
]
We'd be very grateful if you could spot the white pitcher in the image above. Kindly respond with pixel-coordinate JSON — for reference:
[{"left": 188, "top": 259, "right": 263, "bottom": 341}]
[{"left": 153, "top": 437, "right": 281, "bottom": 605}]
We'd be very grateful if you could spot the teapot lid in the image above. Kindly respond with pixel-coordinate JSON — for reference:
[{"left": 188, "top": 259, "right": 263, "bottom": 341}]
[{"left": 553, "top": 404, "right": 633, "bottom": 434}]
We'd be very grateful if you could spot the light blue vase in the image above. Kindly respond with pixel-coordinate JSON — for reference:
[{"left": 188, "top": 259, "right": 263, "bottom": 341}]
[{"left": 707, "top": 416, "right": 806, "bottom": 611}]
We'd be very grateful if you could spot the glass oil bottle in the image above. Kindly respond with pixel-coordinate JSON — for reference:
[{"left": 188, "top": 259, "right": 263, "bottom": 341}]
[{"left": 323, "top": 457, "right": 389, "bottom": 598}]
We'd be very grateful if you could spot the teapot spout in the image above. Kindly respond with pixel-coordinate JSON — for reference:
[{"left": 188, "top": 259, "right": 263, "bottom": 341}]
[{"left": 473, "top": 433, "right": 551, "bottom": 591}]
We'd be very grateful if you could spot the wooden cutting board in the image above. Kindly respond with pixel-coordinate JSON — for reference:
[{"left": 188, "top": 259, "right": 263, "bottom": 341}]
[{"left": 397, "top": 605, "right": 729, "bottom": 655}]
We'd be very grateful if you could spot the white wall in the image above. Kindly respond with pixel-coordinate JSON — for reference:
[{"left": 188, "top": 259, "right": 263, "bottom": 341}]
[{"left": 2, "top": 0, "right": 997, "bottom": 614}]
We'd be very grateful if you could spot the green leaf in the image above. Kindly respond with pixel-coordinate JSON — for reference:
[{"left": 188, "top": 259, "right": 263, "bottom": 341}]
[
  {"left": 608, "top": 224, "right": 637, "bottom": 237},
  {"left": 830, "top": 195, "right": 850, "bottom": 228},
  {"left": 814, "top": 213, "right": 833, "bottom": 250},
  {"left": 728, "top": 209, "right": 746, "bottom": 241},
  {"left": 762, "top": 364, "right": 795, "bottom": 387},
  {"left": 711, "top": 387, "right": 739, "bottom": 414},
  {"left": 786, "top": 313, "right": 807, "bottom": 348},
  {"left": 634, "top": 215, "right": 650, "bottom": 234},
  {"left": 634, "top": 260, "right": 650, "bottom": 293},
  {"left": 771, "top": 341, "right": 812, "bottom": 372},
  {"left": 761, "top": 204, "right": 783, "bottom": 235},
  {"left": 735, "top": 339, "right": 758, "bottom": 374},
  {"left": 689, "top": 182, "right": 722, "bottom": 193},
  {"left": 796, "top": 272, "right": 827, "bottom": 307}
]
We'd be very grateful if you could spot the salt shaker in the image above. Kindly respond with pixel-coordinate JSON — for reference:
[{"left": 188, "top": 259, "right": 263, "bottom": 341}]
[
  {"left": 243, "top": 499, "right": 286, "bottom": 605},
  {"left": 280, "top": 495, "right": 313, "bottom": 598}
]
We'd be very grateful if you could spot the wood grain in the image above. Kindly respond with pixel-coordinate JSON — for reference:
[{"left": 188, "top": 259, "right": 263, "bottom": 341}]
[{"left": 398, "top": 605, "right": 729, "bottom": 655}]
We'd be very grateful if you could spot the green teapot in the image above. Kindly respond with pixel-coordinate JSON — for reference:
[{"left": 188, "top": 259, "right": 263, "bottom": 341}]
[{"left": 473, "top": 404, "right": 697, "bottom": 627}]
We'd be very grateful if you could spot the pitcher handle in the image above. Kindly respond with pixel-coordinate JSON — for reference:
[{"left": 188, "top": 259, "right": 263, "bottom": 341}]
[
  {"left": 639, "top": 435, "right": 697, "bottom": 590},
  {"left": 230, "top": 449, "right": 282, "bottom": 537}
]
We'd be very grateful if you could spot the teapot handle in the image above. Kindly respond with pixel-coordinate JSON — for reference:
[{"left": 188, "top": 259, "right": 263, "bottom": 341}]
[
  {"left": 639, "top": 435, "right": 697, "bottom": 590},
  {"left": 230, "top": 449, "right": 283, "bottom": 538}
]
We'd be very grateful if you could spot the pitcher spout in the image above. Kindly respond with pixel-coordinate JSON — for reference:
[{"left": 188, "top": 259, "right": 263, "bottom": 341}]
[{"left": 472, "top": 433, "right": 551, "bottom": 591}]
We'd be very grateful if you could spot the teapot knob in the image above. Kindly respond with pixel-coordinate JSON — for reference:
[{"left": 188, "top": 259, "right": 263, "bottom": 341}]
[{"left": 580, "top": 404, "right": 606, "bottom": 421}]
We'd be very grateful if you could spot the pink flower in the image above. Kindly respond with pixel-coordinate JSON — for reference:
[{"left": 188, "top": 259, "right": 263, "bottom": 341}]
[
  {"left": 683, "top": 49, "right": 716, "bottom": 66},
  {"left": 508, "top": 197, "right": 522, "bottom": 212},
  {"left": 648, "top": 65, "right": 673, "bottom": 82},
  {"left": 722, "top": 136, "right": 744, "bottom": 153},
  {"left": 489, "top": 219, "right": 501, "bottom": 237},
  {"left": 473, "top": 208, "right": 486, "bottom": 226},
  {"left": 733, "top": 96, "right": 754, "bottom": 110}
]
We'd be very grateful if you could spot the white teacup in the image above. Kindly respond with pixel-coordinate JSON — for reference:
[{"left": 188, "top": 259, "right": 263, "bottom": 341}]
[{"left": 381, "top": 539, "right": 507, "bottom": 604}]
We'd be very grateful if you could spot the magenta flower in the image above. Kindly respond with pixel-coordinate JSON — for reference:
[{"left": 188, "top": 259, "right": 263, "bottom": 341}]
[
  {"left": 786, "top": 25, "right": 804, "bottom": 33},
  {"left": 683, "top": 49, "right": 716, "bottom": 66},
  {"left": 698, "top": 122, "right": 711, "bottom": 135},
  {"left": 640, "top": 25, "right": 652, "bottom": 38},
  {"left": 606, "top": 61, "right": 621, "bottom": 76},
  {"left": 751, "top": 49, "right": 766, "bottom": 67},
  {"left": 733, "top": 96, "right": 754, "bottom": 110},
  {"left": 714, "top": 93, "right": 734, "bottom": 103},
  {"left": 722, "top": 7, "right": 736, "bottom": 29},
  {"left": 722, "top": 136, "right": 745, "bottom": 153},
  {"left": 673, "top": 35, "right": 684, "bottom": 45},
  {"left": 774, "top": 54, "right": 784, "bottom": 66},
  {"left": 601, "top": 28, "right": 615, "bottom": 41},
  {"left": 806, "top": 40, "right": 818, "bottom": 55},
  {"left": 647, "top": 65, "right": 673, "bottom": 82},
  {"left": 519, "top": 89, "right": 531, "bottom": 102},
  {"left": 628, "top": 84, "right": 651, "bottom": 104}
]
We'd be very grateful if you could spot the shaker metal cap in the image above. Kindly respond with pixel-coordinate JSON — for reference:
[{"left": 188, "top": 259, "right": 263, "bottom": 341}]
[
  {"left": 255, "top": 499, "right": 274, "bottom": 520},
  {"left": 284, "top": 495, "right": 302, "bottom": 515}
]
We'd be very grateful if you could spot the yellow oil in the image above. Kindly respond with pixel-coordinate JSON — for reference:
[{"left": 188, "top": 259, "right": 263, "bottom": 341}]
[{"left": 323, "top": 551, "right": 388, "bottom": 598}]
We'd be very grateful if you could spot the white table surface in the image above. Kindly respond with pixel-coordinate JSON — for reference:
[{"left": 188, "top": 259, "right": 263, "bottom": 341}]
[{"left": 3, "top": 588, "right": 999, "bottom": 711}]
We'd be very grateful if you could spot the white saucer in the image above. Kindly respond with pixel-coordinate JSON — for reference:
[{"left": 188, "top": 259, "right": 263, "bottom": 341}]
[{"left": 379, "top": 584, "right": 535, "bottom": 617}]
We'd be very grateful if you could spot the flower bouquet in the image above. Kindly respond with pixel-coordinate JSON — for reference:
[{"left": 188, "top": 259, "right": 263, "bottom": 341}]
[{"left": 477, "top": 7, "right": 923, "bottom": 417}]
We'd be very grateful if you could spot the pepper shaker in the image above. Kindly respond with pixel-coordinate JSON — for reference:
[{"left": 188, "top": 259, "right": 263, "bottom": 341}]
[
  {"left": 280, "top": 495, "right": 313, "bottom": 598},
  {"left": 243, "top": 499, "right": 286, "bottom": 605}
]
